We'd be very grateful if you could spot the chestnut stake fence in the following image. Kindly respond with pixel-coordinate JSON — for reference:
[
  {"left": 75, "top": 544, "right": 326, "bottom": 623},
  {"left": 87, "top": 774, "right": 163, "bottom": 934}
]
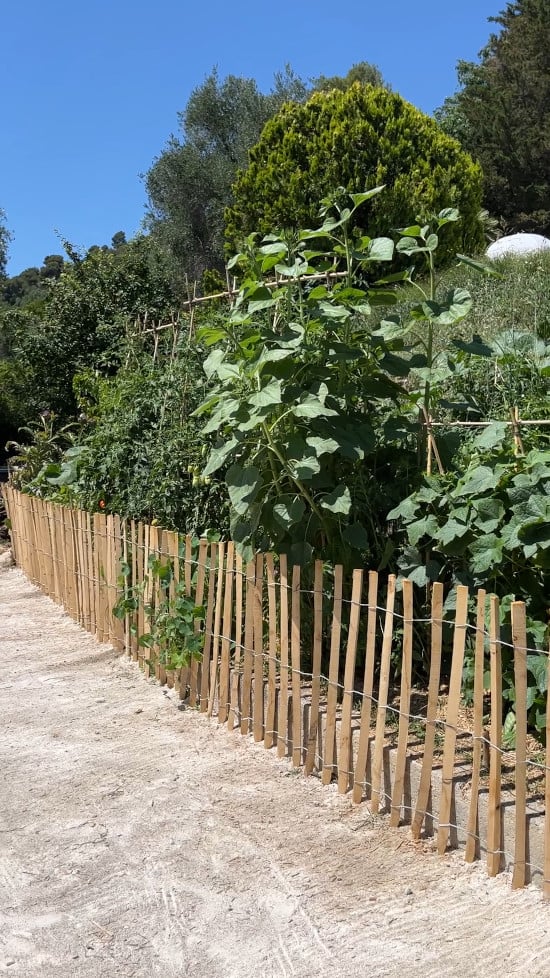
[{"left": 3, "top": 486, "right": 550, "bottom": 895}]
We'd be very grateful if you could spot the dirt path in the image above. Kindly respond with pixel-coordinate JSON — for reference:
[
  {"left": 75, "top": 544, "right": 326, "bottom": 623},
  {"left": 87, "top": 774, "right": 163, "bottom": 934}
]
[{"left": 1, "top": 553, "right": 549, "bottom": 978}]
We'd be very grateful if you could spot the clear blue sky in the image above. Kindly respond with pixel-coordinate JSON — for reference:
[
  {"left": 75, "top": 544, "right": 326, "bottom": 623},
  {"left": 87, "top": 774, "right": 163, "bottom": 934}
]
[{"left": 2, "top": 0, "right": 500, "bottom": 275}]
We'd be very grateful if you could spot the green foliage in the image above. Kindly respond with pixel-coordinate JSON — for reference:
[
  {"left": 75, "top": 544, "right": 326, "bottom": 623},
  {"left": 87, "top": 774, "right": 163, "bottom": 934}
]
[
  {"left": 0, "top": 235, "right": 176, "bottom": 422},
  {"left": 5, "top": 412, "right": 81, "bottom": 491},
  {"left": 68, "top": 336, "right": 229, "bottom": 534},
  {"left": 226, "top": 85, "right": 484, "bottom": 265},
  {"left": 145, "top": 67, "right": 309, "bottom": 283},
  {"left": 0, "top": 208, "right": 11, "bottom": 280},
  {"left": 197, "top": 191, "right": 471, "bottom": 567},
  {"left": 114, "top": 556, "right": 205, "bottom": 672},
  {"left": 436, "top": 0, "right": 550, "bottom": 233},
  {"left": 310, "top": 61, "right": 389, "bottom": 94}
]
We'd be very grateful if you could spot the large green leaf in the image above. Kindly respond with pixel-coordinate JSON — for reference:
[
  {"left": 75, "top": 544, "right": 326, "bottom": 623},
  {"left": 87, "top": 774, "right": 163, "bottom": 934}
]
[
  {"left": 293, "top": 395, "right": 338, "bottom": 419},
  {"left": 472, "top": 496, "right": 505, "bottom": 532},
  {"left": 320, "top": 484, "right": 352, "bottom": 515},
  {"left": 203, "top": 437, "right": 239, "bottom": 477},
  {"left": 249, "top": 379, "right": 282, "bottom": 409},
  {"left": 436, "top": 518, "right": 470, "bottom": 546},
  {"left": 527, "top": 655, "right": 548, "bottom": 694},
  {"left": 406, "top": 515, "right": 439, "bottom": 546},
  {"left": 366, "top": 237, "right": 394, "bottom": 262},
  {"left": 226, "top": 464, "right": 262, "bottom": 515},
  {"left": 453, "top": 465, "right": 501, "bottom": 498},
  {"left": 469, "top": 534, "right": 503, "bottom": 574},
  {"left": 474, "top": 422, "right": 508, "bottom": 451},
  {"left": 273, "top": 496, "right": 306, "bottom": 530},
  {"left": 305, "top": 435, "right": 339, "bottom": 457}
]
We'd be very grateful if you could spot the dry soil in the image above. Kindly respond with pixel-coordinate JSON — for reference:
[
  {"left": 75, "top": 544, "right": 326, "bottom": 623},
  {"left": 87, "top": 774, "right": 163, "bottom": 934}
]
[{"left": 1, "top": 550, "right": 549, "bottom": 978}]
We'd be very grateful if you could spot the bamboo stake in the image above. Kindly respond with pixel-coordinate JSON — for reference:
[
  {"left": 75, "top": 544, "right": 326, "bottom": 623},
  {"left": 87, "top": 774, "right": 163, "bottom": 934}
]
[
  {"left": 218, "top": 542, "right": 235, "bottom": 725},
  {"left": 305, "top": 561, "right": 323, "bottom": 774},
  {"left": 352, "top": 571, "right": 379, "bottom": 804},
  {"left": 390, "top": 579, "right": 414, "bottom": 826},
  {"left": 437, "top": 585, "right": 469, "bottom": 855},
  {"left": 338, "top": 569, "right": 363, "bottom": 793},
  {"left": 465, "top": 589, "right": 487, "bottom": 862},
  {"left": 190, "top": 539, "right": 208, "bottom": 705},
  {"left": 371, "top": 575, "right": 397, "bottom": 814},
  {"left": 411, "top": 582, "right": 444, "bottom": 839},
  {"left": 487, "top": 595, "right": 503, "bottom": 877},
  {"left": 277, "top": 555, "right": 290, "bottom": 757},
  {"left": 322, "top": 565, "right": 343, "bottom": 785},
  {"left": 228, "top": 549, "right": 243, "bottom": 731},
  {"left": 136, "top": 521, "right": 145, "bottom": 658},
  {"left": 264, "top": 553, "right": 278, "bottom": 750},
  {"left": 253, "top": 553, "right": 265, "bottom": 743},
  {"left": 240, "top": 560, "right": 256, "bottom": 735},
  {"left": 207, "top": 542, "right": 225, "bottom": 718},
  {"left": 290, "top": 564, "right": 302, "bottom": 766},
  {"left": 511, "top": 601, "right": 528, "bottom": 889},
  {"left": 200, "top": 543, "right": 217, "bottom": 711}
]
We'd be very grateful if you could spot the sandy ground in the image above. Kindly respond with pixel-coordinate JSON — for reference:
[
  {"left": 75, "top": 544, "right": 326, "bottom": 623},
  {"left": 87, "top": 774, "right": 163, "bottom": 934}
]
[{"left": 1, "top": 551, "right": 549, "bottom": 978}]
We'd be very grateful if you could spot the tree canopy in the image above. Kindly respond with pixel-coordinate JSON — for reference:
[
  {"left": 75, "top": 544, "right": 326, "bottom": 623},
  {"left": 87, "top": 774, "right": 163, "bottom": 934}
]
[
  {"left": 144, "top": 63, "right": 390, "bottom": 284},
  {"left": 436, "top": 0, "right": 550, "bottom": 233},
  {"left": 0, "top": 208, "right": 12, "bottom": 280},
  {"left": 226, "top": 85, "right": 484, "bottom": 263},
  {"left": 145, "top": 67, "right": 308, "bottom": 284}
]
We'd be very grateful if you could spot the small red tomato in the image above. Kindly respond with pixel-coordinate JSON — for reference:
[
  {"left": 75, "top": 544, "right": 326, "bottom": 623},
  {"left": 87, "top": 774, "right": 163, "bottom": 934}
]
[{"left": 99, "top": 499, "right": 106, "bottom": 510}]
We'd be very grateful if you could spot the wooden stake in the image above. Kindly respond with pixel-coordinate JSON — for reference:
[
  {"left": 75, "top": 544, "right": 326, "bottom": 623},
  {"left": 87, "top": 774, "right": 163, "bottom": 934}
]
[
  {"left": 371, "top": 575, "right": 396, "bottom": 813},
  {"left": 253, "top": 553, "right": 265, "bottom": 743},
  {"left": 322, "top": 565, "right": 343, "bottom": 785},
  {"left": 390, "top": 579, "right": 414, "bottom": 826},
  {"left": 207, "top": 542, "right": 225, "bottom": 718},
  {"left": 218, "top": 542, "right": 235, "bottom": 725},
  {"left": 487, "top": 595, "right": 503, "bottom": 878},
  {"left": 338, "top": 569, "right": 363, "bottom": 793},
  {"left": 465, "top": 589, "right": 487, "bottom": 862},
  {"left": 277, "top": 555, "right": 290, "bottom": 757},
  {"left": 438, "top": 585, "right": 469, "bottom": 855},
  {"left": 200, "top": 543, "right": 217, "bottom": 711},
  {"left": 353, "top": 572, "right": 379, "bottom": 804},
  {"left": 264, "top": 554, "right": 278, "bottom": 750},
  {"left": 240, "top": 560, "right": 256, "bottom": 735},
  {"left": 305, "top": 561, "right": 323, "bottom": 774},
  {"left": 511, "top": 601, "right": 528, "bottom": 889},
  {"left": 411, "top": 582, "right": 444, "bottom": 839},
  {"left": 291, "top": 564, "right": 302, "bottom": 766}
]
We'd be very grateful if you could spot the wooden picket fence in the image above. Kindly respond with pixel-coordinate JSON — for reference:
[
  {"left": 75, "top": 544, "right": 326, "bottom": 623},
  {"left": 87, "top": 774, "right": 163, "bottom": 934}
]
[{"left": 3, "top": 485, "right": 550, "bottom": 894}]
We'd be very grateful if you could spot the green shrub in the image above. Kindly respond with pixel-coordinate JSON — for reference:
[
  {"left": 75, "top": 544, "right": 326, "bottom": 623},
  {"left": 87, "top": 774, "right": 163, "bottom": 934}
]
[{"left": 226, "top": 85, "right": 484, "bottom": 265}]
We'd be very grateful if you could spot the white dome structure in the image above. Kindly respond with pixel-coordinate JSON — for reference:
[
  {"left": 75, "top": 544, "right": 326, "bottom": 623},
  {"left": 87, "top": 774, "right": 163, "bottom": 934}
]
[{"left": 486, "top": 233, "right": 550, "bottom": 259}]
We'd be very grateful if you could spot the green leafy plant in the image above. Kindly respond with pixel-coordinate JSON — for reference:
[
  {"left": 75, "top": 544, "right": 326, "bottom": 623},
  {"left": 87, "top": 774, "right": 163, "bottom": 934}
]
[
  {"left": 114, "top": 555, "right": 205, "bottom": 672},
  {"left": 196, "top": 187, "right": 423, "bottom": 567},
  {"left": 6, "top": 412, "right": 81, "bottom": 491}
]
